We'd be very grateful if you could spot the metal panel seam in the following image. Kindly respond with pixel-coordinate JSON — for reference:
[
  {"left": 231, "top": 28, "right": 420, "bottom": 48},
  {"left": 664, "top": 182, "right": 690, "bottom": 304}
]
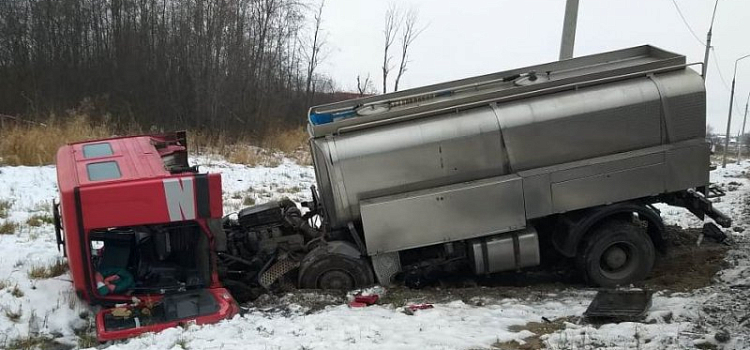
[
  {"left": 551, "top": 161, "right": 665, "bottom": 186},
  {"left": 489, "top": 102, "right": 513, "bottom": 173},
  {"left": 74, "top": 187, "right": 98, "bottom": 304},
  {"left": 327, "top": 136, "right": 353, "bottom": 221},
  {"left": 647, "top": 74, "right": 672, "bottom": 144}
]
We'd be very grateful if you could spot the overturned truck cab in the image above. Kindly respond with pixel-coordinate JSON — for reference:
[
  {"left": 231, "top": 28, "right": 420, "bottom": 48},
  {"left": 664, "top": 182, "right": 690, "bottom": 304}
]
[{"left": 54, "top": 132, "right": 239, "bottom": 342}]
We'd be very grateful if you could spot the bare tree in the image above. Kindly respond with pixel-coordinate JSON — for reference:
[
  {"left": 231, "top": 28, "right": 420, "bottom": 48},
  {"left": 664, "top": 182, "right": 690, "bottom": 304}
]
[
  {"left": 0, "top": 0, "right": 323, "bottom": 135},
  {"left": 305, "top": 0, "right": 326, "bottom": 104},
  {"left": 393, "top": 8, "right": 424, "bottom": 92},
  {"left": 356, "top": 73, "right": 373, "bottom": 96},
  {"left": 381, "top": 4, "right": 400, "bottom": 94}
]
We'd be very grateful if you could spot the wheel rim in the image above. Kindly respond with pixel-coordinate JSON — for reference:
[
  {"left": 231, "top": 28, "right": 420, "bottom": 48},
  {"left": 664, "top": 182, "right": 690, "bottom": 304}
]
[
  {"left": 317, "top": 269, "right": 355, "bottom": 290},
  {"left": 599, "top": 242, "right": 637, "bottom": 281}
]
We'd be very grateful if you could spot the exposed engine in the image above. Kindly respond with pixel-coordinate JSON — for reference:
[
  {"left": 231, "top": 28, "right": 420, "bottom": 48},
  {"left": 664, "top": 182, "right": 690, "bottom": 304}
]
[{"left": 217, "top": 198, "right": 322, "bottom": 300}]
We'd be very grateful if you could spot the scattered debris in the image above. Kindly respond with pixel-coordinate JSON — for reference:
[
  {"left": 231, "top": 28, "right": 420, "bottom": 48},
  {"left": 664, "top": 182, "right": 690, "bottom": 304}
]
[
  {"left": 348, "top": 293, "right": 380, "bottom": 307},
  {"left": 584, "top": 289, "right": 653, "bottom": 322},
  {"left": 714, "top": 330, "right": 731, "bottom": 343},
  {"left": 355, "top": 294, "right": 379, "bottom": 304},
  {"left": 403, "top": 303, "right": 434, "bottom": 315},
  {"left": 497, "top": 316, "right": 577, "bottom": 350},
  {"left": 703, "top": 222, "right": 728, "bottom": 243}
]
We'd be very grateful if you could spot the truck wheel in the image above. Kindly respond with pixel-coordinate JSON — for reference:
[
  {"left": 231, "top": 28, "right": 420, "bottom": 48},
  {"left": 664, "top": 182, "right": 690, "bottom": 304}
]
[
  {"left": 298, "top": 244, "right": 374, "bottom": 290},
  {"left": 578, "top": 220, "right": 655, "bottom": 287}
]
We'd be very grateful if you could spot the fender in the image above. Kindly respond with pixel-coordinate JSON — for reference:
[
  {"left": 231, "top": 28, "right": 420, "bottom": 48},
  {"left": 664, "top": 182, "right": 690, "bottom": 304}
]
[{"left": 552, "top": 202, "right": 666, "bottom": 258}]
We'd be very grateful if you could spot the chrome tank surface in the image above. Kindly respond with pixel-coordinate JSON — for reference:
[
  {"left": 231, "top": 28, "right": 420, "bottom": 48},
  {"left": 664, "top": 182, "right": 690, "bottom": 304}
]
[
  {"left": 308, "top": 46, "right": 706, "bottom": 235},
  {"left": 311, "top": 69, "right": 704, "bottom": 229},
  {"left": 310, "top": 105, "right": 508, "bottom": 227},
  {"left": 494, "top": 70, "right": 704, "bottom": 171}
]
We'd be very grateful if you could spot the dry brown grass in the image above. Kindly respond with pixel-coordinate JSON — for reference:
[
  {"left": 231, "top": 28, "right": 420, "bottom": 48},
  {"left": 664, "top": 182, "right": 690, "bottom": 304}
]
[
  {"left": 27, "top": 259, "right": 68, "bottom": 279},
  {"left": 25, "top": 214, "right": 53, "bottom": 227},
  {"left": 0, "top": 200, "right": 11, "bottom": 218},
  {"left": 5, "top": 335, "right": 60, "bottom": 350},
  {"left": 0, "top": 115, "right": 114, "bottom": 166},
  {"left": 188, "top": 131, "right": 228, "bottom": 155},
  {"left": 10, "top": 284, "right": 23, "bottom": 298},
  {"left": 0, "top": 221, "right": 18, "bottom": 235},
  {"left": 4, "top": 307, "right": 22, "bottom": 323},
  {"left": 190, "top": 127, "right": 309, "bottom": 166},
  {"left": 228, "top": 147, "right": 282, "bottom": 167},
  {"left": 1, "top": 115, "right": 310, "bottom": 167},
  {"left": 493, "top": 317, "right": 577, "bottom": 350},
  {"left": 261, "top": 127, "right": 308, "bottom": 153},
  {"left": 263, "top": 127, "right": 311, "bottom": 165}
]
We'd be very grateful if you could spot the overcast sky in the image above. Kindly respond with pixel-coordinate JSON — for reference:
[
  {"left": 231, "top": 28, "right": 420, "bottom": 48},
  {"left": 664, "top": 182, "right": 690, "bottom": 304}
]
[{"left": 317, "top": 0, "right": 750, "bottom": 134}]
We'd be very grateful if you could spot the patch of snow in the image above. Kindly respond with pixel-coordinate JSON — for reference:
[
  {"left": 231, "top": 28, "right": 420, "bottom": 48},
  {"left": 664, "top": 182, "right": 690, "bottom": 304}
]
[
  {"left": 102, "top": 296, "right": 590, "bottom": 350},
  {"left": 191, "top": 155, "right": 316, "bottom": 214},
  {"left": 0, "top": 166, "right": 87, "bottom": 343},
  {"left": 1, "top": 157, "right": 749, "bottom": 349}
]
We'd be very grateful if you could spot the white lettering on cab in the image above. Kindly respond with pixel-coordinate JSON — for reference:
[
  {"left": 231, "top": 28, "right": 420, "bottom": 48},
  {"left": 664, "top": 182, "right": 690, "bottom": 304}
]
[{"left": 162, "top": 177, "right": 196, "bottom": 221}]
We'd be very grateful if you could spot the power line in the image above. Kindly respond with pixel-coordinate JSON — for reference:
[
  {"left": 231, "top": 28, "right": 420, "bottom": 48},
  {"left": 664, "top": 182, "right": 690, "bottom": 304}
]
[
  {"left": 711, "top": 47, "right": 731, "bottom": 91},
  {"left": 667, "top": 0, "right": 746, "bottom": 120},
  {"left": 670, "top": 0, "right": 706, "bottom": 46},
  {"left": 711, "top": 47, "right": 746, "bottom": 117}
]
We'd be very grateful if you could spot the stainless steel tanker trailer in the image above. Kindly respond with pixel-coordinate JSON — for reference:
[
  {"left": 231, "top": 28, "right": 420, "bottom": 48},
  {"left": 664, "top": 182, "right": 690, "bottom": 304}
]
[{"left": 219, "top": 45, "right": 731, "bottom": 295}]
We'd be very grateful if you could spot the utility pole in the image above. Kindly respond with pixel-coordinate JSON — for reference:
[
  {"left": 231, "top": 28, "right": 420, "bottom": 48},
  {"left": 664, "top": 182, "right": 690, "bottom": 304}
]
[
  {"left": 723, "top": 78, "right": 737, "bottom": 168},
  {"left": 722, "top": 54, "right": 750, "bottom": 168},
  {"left": 737, "top": 93, "right": 750, "bottom": 163},
  {"left": 702, "top": 0, "right": 719, "bottom": 79},
  {"left": 559, "top": 0, "right": 579, "bottom": 60}
]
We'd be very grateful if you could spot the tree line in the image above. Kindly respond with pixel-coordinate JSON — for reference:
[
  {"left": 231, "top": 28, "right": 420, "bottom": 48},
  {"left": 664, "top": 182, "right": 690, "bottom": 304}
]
[{"left": 0, "top": 0, "right": 333, "bottom": 135}]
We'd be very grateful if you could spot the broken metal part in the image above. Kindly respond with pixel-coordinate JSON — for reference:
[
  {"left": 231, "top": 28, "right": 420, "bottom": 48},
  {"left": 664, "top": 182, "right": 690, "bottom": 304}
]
[
  {"left": 703, "top": 222, "right": 728, "bottom": 244},
  {"left": 584, "top": 289, "right": 653, "bottom": 322},
  {"left": 259, "top": 258, "right": 300, "bottom": 289}
]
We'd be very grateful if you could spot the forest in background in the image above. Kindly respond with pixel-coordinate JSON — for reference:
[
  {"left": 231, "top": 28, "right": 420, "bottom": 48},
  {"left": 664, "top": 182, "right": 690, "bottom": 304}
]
[{"left": 0, "top": 0, "right": 336, "bottom": 136}]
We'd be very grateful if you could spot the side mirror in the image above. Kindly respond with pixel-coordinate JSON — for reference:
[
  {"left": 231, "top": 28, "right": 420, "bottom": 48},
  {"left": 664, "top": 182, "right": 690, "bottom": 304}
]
[{"left": 52, "top": 199, "right": 66, "bottom": 257}]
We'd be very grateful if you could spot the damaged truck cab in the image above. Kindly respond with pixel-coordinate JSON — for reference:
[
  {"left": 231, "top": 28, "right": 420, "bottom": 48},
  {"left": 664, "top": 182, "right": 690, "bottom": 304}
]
[{"left": 54, "top": 132, "right": 239, "bottom": 342}]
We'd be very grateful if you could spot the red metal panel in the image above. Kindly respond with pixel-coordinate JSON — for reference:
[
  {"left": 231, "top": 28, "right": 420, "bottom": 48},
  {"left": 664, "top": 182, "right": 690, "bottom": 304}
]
[
  {"left": 95, "top": 288, "right": 239, "bottom": 342},
  {"left": 208, "top": 173, "right": 224, "bottom": 218},
  {"left": 56, "top": 146, "right": 88, "bottom": 298},
  {"left": 79, "top": 178, "right": 173, "bottom": 229}
]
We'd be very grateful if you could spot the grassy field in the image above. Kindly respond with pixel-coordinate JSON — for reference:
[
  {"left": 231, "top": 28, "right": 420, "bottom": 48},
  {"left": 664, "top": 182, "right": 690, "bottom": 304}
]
[{"left": 0, "top": 115, "right": 310, "bottom": 166}]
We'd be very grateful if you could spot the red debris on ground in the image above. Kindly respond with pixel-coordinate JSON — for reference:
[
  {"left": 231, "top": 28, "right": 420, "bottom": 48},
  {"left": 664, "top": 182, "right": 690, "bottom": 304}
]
[
  {"left": 348, "top": 293, "right": 380, "bottom": 307},
  {"left": 407, "top": 303, "right": 434, "bottom": 311},
  {"left": 403, "top": 303, "right": 434, "bottom": 315}
]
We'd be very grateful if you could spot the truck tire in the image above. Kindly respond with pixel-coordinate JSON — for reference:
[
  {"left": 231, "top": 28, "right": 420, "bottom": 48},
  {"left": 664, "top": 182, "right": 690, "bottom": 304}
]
[
  {"left": 298, "top": 243, "right": 374, "bottom": 290},
  {"left": 578, "top": 219, "right": 655, "bottom": 287}
]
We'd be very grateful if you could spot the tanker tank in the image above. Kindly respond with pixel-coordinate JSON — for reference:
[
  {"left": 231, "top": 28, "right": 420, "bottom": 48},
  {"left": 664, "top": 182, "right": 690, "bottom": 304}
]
[{"left": 307, "top": 46, "right": 706, "bottom": 242}]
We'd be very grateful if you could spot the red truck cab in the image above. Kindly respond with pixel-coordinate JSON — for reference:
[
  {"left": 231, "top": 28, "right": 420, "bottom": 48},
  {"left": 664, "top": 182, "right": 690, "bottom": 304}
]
[{"left": 54, "top": 132, "right": 239, "bottom": 341}]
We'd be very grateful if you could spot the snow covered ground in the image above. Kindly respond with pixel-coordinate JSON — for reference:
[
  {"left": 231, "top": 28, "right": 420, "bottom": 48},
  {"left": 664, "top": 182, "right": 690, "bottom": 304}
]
[{"left": 0, "top": 155, "right": 748, "bottom": 349}]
